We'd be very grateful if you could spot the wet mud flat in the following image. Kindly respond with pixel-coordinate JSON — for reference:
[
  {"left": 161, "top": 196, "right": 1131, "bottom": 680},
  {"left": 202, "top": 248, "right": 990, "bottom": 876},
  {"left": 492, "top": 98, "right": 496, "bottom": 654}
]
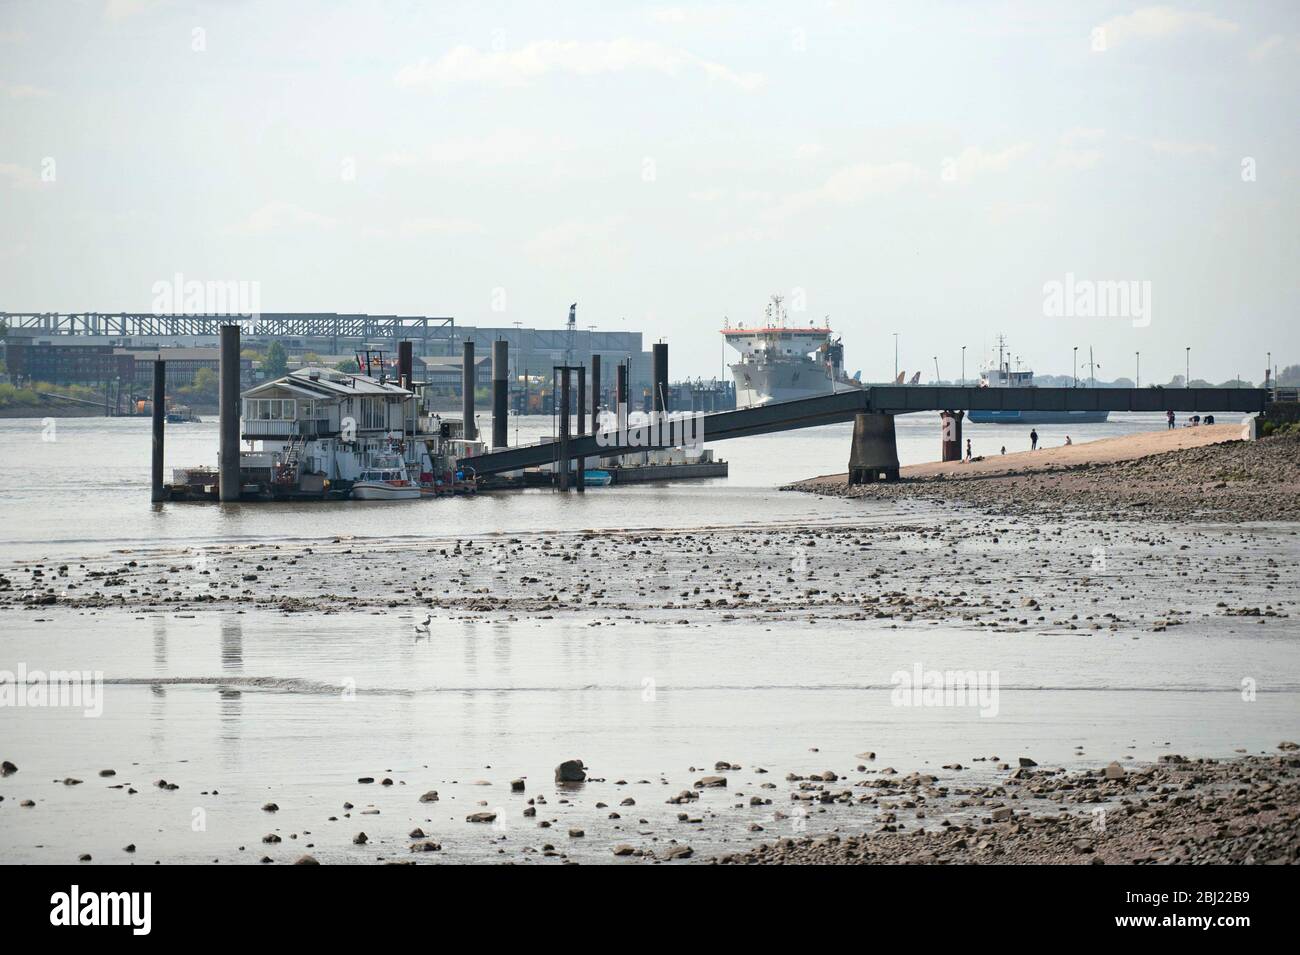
[
  {"left": 3, "top": 743, "right": 1297, "bottom": 865},
  {"left": 2, "top": 512, "right": 1295, "bottom": 637}
]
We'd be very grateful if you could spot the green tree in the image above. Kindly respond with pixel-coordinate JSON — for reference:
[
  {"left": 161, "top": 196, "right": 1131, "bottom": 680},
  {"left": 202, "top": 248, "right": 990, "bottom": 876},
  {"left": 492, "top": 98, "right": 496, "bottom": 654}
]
[
  {"left": 264, "top": 340, "right": 289, "bottom": 378},
  {"left": 334, "top": 359, "right": 360, "bottom": 373}
]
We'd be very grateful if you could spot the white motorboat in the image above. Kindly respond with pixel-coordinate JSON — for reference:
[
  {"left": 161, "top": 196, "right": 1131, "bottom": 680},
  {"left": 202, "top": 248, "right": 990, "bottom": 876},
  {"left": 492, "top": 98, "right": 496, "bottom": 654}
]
[{"left": 350, "top": 457, "right": 421, "bottom": 501}]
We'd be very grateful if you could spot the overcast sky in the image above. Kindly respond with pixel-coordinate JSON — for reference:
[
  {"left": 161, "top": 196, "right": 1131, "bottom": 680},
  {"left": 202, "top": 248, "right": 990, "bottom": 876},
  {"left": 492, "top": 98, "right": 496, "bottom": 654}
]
[{"left": 2, "top": 1, "right": 1297, "bottom": 383}]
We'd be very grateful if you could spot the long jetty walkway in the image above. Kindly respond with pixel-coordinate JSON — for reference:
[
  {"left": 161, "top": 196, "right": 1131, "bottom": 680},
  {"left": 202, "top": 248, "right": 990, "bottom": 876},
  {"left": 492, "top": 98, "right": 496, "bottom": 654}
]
[{"left": 460, "top": 385, "right": 1271, "bottom": 484}]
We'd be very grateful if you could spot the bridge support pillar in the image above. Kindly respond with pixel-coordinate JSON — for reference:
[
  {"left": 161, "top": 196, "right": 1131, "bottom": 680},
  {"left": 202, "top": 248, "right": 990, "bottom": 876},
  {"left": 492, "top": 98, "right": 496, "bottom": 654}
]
[
  {"left": 848, "top": 412, "right": 900, "bottom": 483},
  {"left": 151, "top": 360, "right": 166, "bottom": 502},
  {"left": 218, "top": 324, "right": 241, "bottom": 502},
  {"left": 491, "top": 339, "right": 508, "bottom": 449},
  {"left": 940, "top": 409, "right": 963, "bottom": 462}
]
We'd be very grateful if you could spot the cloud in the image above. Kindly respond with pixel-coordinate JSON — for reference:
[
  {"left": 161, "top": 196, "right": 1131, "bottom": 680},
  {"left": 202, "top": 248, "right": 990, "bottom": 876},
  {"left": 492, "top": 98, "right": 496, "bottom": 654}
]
[
  {"left": 381, "top": 131, "right": 569, "bottom": 169},
  {"left": 795, "top": 143, "right": 825, "bottom": 160},
  {"left": 524, "top": 217, "right": 625, "bottom": 265},
  {"left": 1147, "top": 138, "right": 1216, "bottom": 155},
  {"left": 395, "top": 39, "right": 763, "bottom": 92},
  {"left": 1061, "top": 127, "right": 1106, "bottom": 146},
  {"left": 1056, "top": 129, "right": 1104, "bottom": 170},
  {"left": 1249, "top": 34, "right": 1300, "bottom": 62},
  {"left": 765, "top": 160, "right": 926, "bottom": 220},
  {"left": 647, "top": 6, "right": 738, "bottom": 27},
  {"left": 1055, "top": 149, "right": 1103, "bottom": 170},
  {"left": 226, "top": 200, "right": 337, "bottom": 235},
  {"left": 1094, "top": 6, "right": 1239, "bottom": 48},
  {"left": 398, "top": 217, "right": 487, "bottom": 238},
  {"left": 103, "top": 0, "right": 157, "bottom": 19},
  {"left": 1, "top": 82, "right": 54, "bottom": 99},
  {"left": 0, "top": 162, "right": 40, "bottom": 189},
  {"left": 944, "top": 143, "right": 1033, "bottom": 182}
]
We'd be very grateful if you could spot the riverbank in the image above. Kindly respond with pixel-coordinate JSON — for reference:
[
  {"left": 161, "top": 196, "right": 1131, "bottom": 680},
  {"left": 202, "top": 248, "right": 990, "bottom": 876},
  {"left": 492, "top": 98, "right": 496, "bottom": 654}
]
[
  {"left": 786, "top": 428, "right": 1300, "bottom": 522},
  {"left": 714, "top": 750, "right": 1300, "bottom": 865}
]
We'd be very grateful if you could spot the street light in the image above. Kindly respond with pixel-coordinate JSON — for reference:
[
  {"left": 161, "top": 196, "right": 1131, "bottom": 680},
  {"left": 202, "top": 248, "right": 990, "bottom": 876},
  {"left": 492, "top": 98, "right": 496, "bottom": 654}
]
[
  {"left": 961, "top": 345, "right": 966, "bottom": 386},
  {"left": 1073, "top": 346, "right": 1078, "bottom": 388},
  {"left": 1185, "top": 347, "right": 1190, "bottom": 388},
  {"left": 1135, "top": 351, "right": 1140, "bottom": 389}
]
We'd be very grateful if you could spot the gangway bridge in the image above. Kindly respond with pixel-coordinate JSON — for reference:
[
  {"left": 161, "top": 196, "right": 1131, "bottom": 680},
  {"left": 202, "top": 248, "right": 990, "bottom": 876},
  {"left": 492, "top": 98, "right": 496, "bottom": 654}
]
[{"left": 459, "top": 385, "right": 1271, "bottom": 484}]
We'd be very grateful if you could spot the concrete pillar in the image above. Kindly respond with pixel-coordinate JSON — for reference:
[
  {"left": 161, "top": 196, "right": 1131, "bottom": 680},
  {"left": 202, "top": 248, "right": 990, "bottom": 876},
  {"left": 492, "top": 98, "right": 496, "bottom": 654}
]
[
  {"left": 940, "top": 410, "right": 964, "bottom": 462},
  {"left": 218, "top": 325, "right": 240, "bottom": 502},
  {"left": 590, "top": 353, "right": 601, "bottom": 425},
  {"left": 398, "top": 340, "right": 413, "bottom": 388},
  {"left": 847, "top": 412, "right": 900, "bottom": 483},
  {"left": 557, "top": 368, "right": 570, "bottom": 491},
  {"left": 616, "top": 361, "right": 628, "bottom": 431},
  {"left": 491, "top": 339, "right": 509, "bottom": 449},
  {"left": 577, "top": 365, "right": 586, "bottom": 435},
  {"left": 462, "top": 340, "right": 476, "bottom": 441},
  {"left": 150, "top": 360, "right": 166, "bottom": 502},
  {"left": 652, "top": 342, "right": 669, "bottom": 414}
]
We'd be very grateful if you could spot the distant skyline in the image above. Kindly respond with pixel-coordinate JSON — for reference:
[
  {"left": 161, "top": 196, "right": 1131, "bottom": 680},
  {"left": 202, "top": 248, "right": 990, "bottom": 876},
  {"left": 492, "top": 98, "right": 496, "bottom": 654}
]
[{"left": 2, "top": 0, "right": 1297, "bottom": 384}]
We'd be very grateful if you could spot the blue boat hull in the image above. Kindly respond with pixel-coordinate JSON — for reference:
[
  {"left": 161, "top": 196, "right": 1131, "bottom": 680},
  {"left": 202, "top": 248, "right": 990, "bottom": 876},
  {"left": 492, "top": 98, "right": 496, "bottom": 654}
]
[{"left": 967, "top": 410, "right": 1110, "bottom": 424}]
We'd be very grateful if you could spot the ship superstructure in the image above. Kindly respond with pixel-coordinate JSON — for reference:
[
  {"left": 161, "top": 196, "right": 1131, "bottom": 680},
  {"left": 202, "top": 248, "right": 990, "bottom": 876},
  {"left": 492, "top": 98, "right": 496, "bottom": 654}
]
[{"left": 724, "top": 296, "right": 863, "bottom": 408}]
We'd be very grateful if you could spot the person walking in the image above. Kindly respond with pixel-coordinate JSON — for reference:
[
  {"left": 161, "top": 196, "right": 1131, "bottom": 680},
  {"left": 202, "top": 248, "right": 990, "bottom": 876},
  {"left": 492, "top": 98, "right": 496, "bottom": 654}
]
[
  {"left": 1029, "top": 428, "right": 1038, "bottom": 450},
  {"left": 1167, "top": 410, "right": 1175, "bottom": 430},
  {"left": 965, "top": 438, "right": 973, "bottom": 462}
]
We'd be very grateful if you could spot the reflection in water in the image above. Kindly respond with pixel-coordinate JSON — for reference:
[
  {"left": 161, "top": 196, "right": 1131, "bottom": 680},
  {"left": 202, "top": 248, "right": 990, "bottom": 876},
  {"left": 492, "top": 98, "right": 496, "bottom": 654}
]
[
  {"left": 218, "top": 615, "right": 244, "bottom": 762},
  {"left": 152, "top": 615, "right": 168, "bottom": 670},
  {"left": 220, "top": 615, "right": 243, "bottom": 670}
]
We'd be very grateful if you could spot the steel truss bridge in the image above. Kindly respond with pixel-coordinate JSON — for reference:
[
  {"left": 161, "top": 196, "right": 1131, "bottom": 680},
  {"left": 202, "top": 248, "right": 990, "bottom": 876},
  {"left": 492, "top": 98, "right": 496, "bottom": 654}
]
[{"left": 1, "top": 312, "right": 455, "bottom": 341}]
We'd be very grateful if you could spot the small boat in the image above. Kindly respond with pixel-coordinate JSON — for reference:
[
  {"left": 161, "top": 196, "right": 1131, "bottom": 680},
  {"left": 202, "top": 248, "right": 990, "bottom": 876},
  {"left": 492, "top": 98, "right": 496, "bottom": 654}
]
[
  {"left": 583, "top": 469, "right": 613, "bottom": 486},
  {"left": 350, "top": 463, "right": 421, "bottom": 501},
  {"left": 166, "top": 406, "right": 201, "bottom": 424},
  {"left": 968, "top": 336, "right": 1110, "bottom": 425}
]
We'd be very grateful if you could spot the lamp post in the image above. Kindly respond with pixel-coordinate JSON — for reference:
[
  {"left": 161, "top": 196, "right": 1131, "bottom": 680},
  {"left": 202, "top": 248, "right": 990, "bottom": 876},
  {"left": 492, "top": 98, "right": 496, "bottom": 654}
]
[
  {"left": 961, "top": 345, "right": 966, "bottom": 386},
  {"left": 1073, "top": 346, "right": 1078, "bottom": 388},
  {"left": 1135, "top": 351, "right": 1140, "bottom": 389},
  {"left": 1185, "top": 347, "right": 1190, "bottom": 388}
]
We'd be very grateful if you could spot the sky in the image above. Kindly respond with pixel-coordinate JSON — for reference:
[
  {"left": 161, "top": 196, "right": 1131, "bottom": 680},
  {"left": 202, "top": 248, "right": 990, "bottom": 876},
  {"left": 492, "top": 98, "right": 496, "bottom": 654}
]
[{"left": 1, "top": 0, "right": 1297, "bottom": 384}]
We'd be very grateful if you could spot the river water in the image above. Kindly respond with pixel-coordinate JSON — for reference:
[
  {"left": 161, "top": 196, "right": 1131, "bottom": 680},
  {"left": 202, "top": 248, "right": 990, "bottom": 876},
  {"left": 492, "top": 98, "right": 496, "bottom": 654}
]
[
  {"left": 1, "top": 410, "right": 1186, "bottom": 558},
  {"left": 1, "top": 412, "right": 1296, "bottom": 864}
]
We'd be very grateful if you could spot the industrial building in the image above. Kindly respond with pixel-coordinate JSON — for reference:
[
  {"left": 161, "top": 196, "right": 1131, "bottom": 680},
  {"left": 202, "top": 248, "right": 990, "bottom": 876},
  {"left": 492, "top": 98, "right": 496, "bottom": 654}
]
[{"left": 2, "top": 311, "right": 654, "bottom": 404}]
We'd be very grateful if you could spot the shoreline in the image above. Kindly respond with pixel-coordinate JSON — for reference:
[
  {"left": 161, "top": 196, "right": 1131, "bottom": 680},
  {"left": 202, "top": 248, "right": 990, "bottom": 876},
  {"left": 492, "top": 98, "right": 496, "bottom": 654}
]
[
  {"left": 714, "top": 750, "right": 1300, "bottom": 865},
  {"left": 785, "top": 427, "right": 1300, "bottom": 523}
]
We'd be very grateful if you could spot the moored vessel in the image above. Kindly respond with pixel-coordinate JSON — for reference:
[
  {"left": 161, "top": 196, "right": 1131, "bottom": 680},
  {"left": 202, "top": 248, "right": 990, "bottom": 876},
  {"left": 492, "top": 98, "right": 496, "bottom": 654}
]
[
  {"left": 724, "top": 296, "right": 863, "bottom": 408},
  {"left": 968, "top": 337, "right": 1110, "bottom": 425}
]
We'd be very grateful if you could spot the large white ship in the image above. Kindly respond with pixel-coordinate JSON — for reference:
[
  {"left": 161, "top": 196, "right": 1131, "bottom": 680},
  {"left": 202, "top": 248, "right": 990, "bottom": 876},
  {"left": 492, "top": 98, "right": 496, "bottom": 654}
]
[{"left": 724, "top": 296, "right": 864, "bottom": 408}]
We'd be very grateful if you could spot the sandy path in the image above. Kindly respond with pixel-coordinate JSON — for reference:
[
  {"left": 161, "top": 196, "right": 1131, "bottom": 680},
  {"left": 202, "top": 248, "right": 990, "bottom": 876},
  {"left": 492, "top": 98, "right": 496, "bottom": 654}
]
[{"left": 801, "top": 423, "right": 1245, "bottom": 488}]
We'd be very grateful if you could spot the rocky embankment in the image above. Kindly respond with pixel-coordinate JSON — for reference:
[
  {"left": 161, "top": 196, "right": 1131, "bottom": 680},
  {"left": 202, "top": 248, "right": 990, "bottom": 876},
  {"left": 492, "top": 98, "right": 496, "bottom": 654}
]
[
  {"left": 787, "top": 431, "right": 1300, "bottom": 523},
  {"left": 716, "top": 749, "right": 1300, "bottom": 865}
]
